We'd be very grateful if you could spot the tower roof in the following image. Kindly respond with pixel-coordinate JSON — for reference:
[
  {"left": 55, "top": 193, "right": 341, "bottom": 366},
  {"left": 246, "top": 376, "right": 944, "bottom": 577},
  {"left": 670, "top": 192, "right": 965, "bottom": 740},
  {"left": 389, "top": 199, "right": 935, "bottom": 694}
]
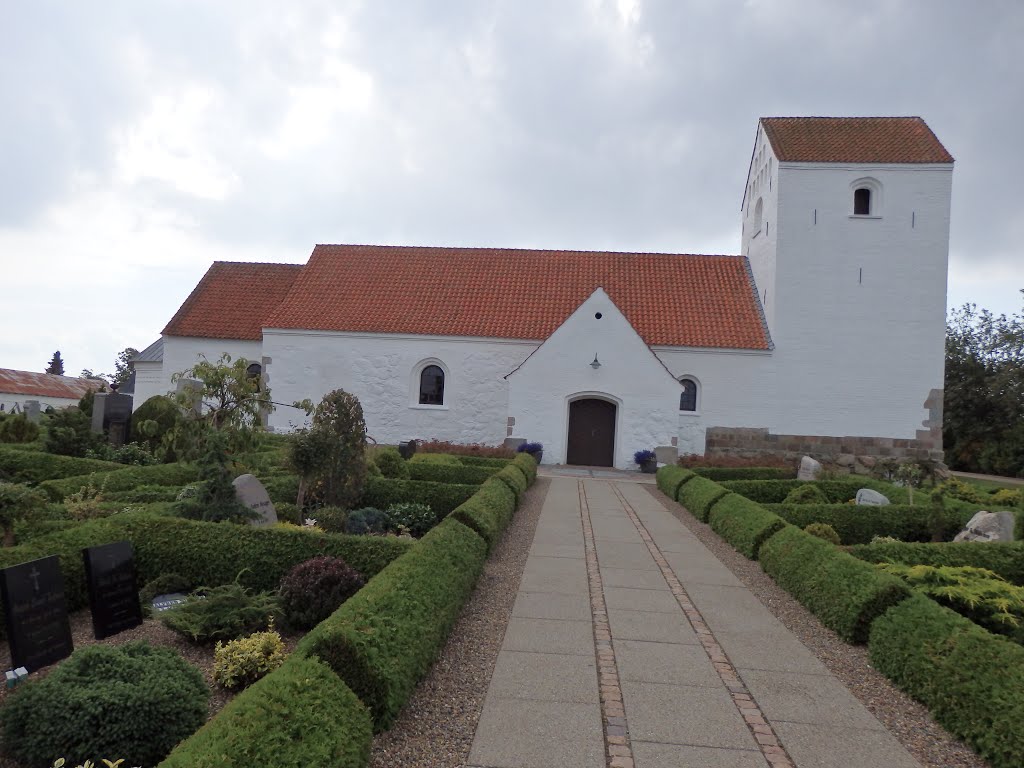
[{"left": 761, "top": 117, "right": 953, "bottom": 164}]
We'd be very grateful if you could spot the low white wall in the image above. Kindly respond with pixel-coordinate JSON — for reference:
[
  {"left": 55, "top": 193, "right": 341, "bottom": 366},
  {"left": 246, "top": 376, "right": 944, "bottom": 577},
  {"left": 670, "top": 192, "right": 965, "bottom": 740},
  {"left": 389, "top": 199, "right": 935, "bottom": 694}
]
[{"left": 0, "top": 394, "right": 81, "bottom": 413}]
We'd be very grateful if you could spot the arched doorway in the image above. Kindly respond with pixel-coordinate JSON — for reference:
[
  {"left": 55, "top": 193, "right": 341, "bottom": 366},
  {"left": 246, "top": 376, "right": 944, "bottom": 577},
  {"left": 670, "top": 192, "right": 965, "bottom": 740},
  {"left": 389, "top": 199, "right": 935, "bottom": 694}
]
[{"left": 566, "top": 398, "right": 616, "bottom": 467}]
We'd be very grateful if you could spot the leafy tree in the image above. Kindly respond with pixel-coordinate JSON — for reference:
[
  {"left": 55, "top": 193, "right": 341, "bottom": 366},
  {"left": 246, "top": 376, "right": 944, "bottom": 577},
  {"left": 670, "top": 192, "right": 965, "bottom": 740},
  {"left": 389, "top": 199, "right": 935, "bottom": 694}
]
[
  {"left": 113, "top": 347, "right": 140, "bottom": 386},
  {"left": 46, "top": 351, "right": 64, "bottom": 375},
  {"left": 944, "top": 293, "right": 1024, "bottom": 477},
  {"left": 288, "top": 389, "right": 367, "bottom": 510},
  {"left": 169, "top": 354, "right": 271, "bottom": 461}
]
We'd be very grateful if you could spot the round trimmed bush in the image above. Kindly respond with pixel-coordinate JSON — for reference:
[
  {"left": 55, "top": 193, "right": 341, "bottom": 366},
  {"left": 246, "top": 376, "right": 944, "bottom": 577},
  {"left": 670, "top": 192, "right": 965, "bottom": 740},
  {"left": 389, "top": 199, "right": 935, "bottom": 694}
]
[
  {"left": 804, "top": 522, "right": 841, "bottom": 545},
  {"left": 0, "top": 641, "right": 208, "bottom": 767},
  {"left": 385, "top": 502, "right": 437, "bottom": 538},
  {"left": 279, "top": 555, "right": 365, "bottom": 629},
  {"left": 783, "top": 484, "right": 829, "bottom": 505},
  {"left": 346, "top": 507, "right": 389, "bottom": 535},
  {"left": 311, "top": 504, "right": 347, "bottom": 533},
  {"left": 374, "top": 448, "right": 409, "bottom": 478}
]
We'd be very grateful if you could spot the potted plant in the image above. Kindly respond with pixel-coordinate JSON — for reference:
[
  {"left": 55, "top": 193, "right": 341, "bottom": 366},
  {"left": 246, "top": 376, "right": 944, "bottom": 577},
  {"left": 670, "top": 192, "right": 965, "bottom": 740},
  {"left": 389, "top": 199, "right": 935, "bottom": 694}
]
[
  {"left": 517, "top": 441, "right": 544, "bottom": 465},
  {"left": 634, "top": 449, "right": 657, "bottom": 474}
]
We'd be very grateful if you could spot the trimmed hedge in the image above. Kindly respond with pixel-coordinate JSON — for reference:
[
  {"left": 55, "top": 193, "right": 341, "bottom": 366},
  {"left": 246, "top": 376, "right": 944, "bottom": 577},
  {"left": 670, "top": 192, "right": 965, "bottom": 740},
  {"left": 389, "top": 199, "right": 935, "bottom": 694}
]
[
  {"left": 677, "top": 476, "right": 730, "bottom": 522},
  {"left": 457, "top": 456, "right": 513, "bottom": 468},
  {"left": 359, "top": 476, "right": 478, "bottom": 517},
  {"left": 720, "top": 478, "right": 908, "bottom": 505},
  {"left": 296, "top": 517, "right": 488, "bottom": 731},
  {"left": 764, "top": 503, "right": 976, "bottom": 545},
  {"left": 406, "top": 462, "right": 498, "bottom": 485},
  {"left": 656, "top": 466, "right": 695, "bottom": 501},
  {"left": 493, "top": 464, "right": 529, "bottom": 502},
  {"left": 758, "top": 525, "right": 911, "bottom": 643},
  {"left": 39, "top": 463, "right": 200, "bottom": 501},
  {"left": 0, "top": 446, "right": 121, "bottom": 485},
  {"left": 708, "top": 493, "right": 787, "bottom": 559},
  {"left": 849, "top": 540, "right": 1024, "bottom": 586},
  {"left": 449, "top": 477, "right": 517, "bottom": 551},
  {"left": 158, "top": 655, "right": 372, "bottom": 768},
  {"left": 692, "top": 466, "right": 796, "bottom": 481},
  {"left": 261, "top": 474, "right": 300, "bottom": 505},
  {"left": 512, "top": 453, "right": 538, "bottom": 485},
  {"left": 869, "top": 594, "right": 1024, "bottom": 768}
]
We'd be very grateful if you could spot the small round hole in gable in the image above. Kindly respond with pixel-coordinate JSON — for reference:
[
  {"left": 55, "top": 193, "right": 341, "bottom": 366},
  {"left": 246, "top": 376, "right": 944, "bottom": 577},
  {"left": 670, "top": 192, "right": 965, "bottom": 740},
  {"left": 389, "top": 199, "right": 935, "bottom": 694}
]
[{"left": 595, "top": 312, "right": 603, "bottom": 319}]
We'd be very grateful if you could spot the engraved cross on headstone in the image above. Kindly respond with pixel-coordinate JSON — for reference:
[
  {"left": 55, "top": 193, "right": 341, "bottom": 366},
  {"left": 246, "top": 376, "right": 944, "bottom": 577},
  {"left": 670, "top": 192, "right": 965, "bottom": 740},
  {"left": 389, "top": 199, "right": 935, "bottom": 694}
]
[{"left": 28, "top": 566, "right": 40, "bottom": 593}]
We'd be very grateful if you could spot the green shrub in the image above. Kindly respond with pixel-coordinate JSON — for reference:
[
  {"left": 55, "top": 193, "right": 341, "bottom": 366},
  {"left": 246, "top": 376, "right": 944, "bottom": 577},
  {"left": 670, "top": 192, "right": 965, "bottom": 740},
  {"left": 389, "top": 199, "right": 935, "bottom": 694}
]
[
  {"left": 804, "top": 522, "right": 841, "bottom": 545},
  {"left": 765, "top": 503, "right": 975, "bottom": 545},
  {"left": 275, "top": 501, "right": 300, "bottom": 525},
  {"left": 262, "top": 474, "right": 300, "bottom": 505},
  {"left": 39, "top": 462, "right": 200, "bottom": 502},
  {"left": 759, "top": 525, "right": 911, "bottom": 643},
  {"left": 721, "top": 478, "right": 906, "bottom": 505},
  {"left": 936, "top": 477, "right": 984, "bottom": 504},
  {"left": 386, "top": 502, "right": 437, "bottom": 537},
  {"left": 104, "top": 483, "right": 182, "bottom": 503},
  {"left": 677, "top": 476, "right": 729, "bottom": 522},
  {"left": 297, "top": 517, "right": 487, "bottom": 730},
  {"left": 279, "top": 555, "right": 365, "bottom": 630},
  {"left": 159, "top": 655, "right": 372, "bottom": 768},
  {"left": 345, "top": 507, "right": 389, "bottom": 535},
  {"left": 0, "top": 414, "right": 39, "bottom": 444},
  {"left": 0, "top": 641, "right": 208, "bottom": 768},
  {"left": 375, "top": 447, "right": 409, "bottom": 478},
  {"left": 359, "top": 476, "right": 477, "bottom": 516},
  {"left": 783, "top": 484, "right": 829, "bottom": 504},
  {"left": 408, "top": 453, "right": 461, "bottom": 465},
  {"left": 213, "top": 626, "right": 288, "bottom": 689},
  {"left": 493, "top": 464, "right": 529, "bottom": 502},
  {"left": 868, "top": 594, "right": 1024, "bottom": 768},
  {"left": 457, "top": 455, "right": 513, "bottom": 468},
  {"left": 309, "top": 505, "right": 346, "bottom": 533},
  {"left": 0, "top": 445, "right": 120, "bottom": 485},
  {"left": 161, "top": 580, "right": 281, "bottom": 643},
  {"left": 692, "top": 466, "right": 796, "bottom": 481},
  {"left": 43, "top": 407, "right": 103, "bottom": 457},
  {"left": 450, "top": 476, "right": 517, "bottom": 551},
  {"left": 512, "top": 452, "right": 538, "bottom": 485},
  {"left": 85, "top": 441, "right": 159, "bottom": 466},
  {"left": 707, "top": 493, "right": 787, "bottom": 558},
  {"left": 132, "top": 395, "right": 183, "bottom": 457},
  {"left": 656, "top": 465, "right": 695, "bottom": 501},
  {"left": 0, "top": 481, "right": 48, "bottom": 546},
  {"left": 991, "top": 488, "right": 1022, "bottom": 506},
  {"left": 849, "top": 540, "right": 1024, "bottom": 586},
  {"left": 407, "top": 461, "right": 497, "bottom": 485}
]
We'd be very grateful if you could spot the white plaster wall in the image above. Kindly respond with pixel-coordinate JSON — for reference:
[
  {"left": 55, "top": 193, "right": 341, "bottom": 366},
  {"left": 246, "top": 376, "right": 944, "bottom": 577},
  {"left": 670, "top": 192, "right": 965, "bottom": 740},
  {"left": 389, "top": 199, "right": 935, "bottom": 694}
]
[
  {"left": 130, "top": 361, "right": 167, "bottom": 411},
  {"left": 507, "top": 289, "right": 682, "bottom": 469},
  {"left": 770, "top": 162, "right": 952, "bottom": 439},
  {"left": 160, "top": 336, "right": 264, "bottom": 396},
  {"left": 262, "top": 329, "right": 535, "bottom": 442},
  {"left": 0, "top": 394, "right": 81, "bottom": 412},
  {"left": 742, "top": 125, "right": 780, "bottom": 333}
]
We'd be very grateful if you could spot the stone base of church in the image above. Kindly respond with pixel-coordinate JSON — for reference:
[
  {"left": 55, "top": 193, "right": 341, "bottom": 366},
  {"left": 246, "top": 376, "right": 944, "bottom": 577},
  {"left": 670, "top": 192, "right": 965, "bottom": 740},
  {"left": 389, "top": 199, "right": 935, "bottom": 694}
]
[{"left": 705, "top": 426, "right": 944, "bottom": 474}]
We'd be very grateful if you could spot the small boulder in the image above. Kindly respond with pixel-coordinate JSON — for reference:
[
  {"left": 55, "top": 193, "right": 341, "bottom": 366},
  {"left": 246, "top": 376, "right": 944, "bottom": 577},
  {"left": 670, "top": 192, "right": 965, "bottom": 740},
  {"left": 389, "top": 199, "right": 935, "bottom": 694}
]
[
  {"left": 855, "top": 488, "right": 890, "bottom": 506},
  {"left": 797, "top": 456, "right": 823, "bottom": 481},
  {"left": 953, "top": 511, "right": 1016, "bottom": 543}
]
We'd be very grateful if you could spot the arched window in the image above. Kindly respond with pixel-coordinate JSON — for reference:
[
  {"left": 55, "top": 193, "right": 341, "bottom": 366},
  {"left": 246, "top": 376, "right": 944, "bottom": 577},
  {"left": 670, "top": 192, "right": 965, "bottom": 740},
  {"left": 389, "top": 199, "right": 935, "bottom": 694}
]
[
  {"left": 419, "top": 365, "right": 445, "bottom": 405},
  {"left": 853, "top": 187, "right": 871, "bottom": 215},
  {"left": 753, "top": 197, "right": 763, "bottom": 234},
  {"left": 246, "top": 362, "right": 262, "bottom": 390},
  {"left": 679, "top": 377, "right": 698, "bottom": 412}
]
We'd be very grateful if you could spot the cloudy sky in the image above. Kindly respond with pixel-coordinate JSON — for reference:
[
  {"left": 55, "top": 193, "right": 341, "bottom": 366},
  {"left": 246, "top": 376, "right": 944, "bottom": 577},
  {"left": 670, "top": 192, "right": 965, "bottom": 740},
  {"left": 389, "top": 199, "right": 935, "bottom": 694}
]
[{"left": 1, "top": 0, "right": 1021, "bottom": 377}]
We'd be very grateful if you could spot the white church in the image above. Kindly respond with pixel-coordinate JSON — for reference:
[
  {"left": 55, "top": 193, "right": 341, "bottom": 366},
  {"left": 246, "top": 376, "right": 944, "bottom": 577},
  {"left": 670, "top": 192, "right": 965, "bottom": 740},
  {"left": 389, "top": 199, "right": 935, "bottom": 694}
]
[{"left": 134, "top": 117, "right": 954, "bottom": 469}]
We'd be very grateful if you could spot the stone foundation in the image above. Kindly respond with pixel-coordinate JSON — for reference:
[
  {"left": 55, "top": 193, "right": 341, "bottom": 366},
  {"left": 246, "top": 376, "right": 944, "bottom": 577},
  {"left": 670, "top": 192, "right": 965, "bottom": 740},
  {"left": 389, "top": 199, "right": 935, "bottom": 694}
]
[{"left": 705, "top": 426, "right": 943, "bottom": 475}]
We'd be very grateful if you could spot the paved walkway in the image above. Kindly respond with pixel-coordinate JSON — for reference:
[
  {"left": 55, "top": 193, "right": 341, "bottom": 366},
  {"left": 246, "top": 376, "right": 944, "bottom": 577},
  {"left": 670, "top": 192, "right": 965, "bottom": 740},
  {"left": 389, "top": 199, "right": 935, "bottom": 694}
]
[{"left": 467, "top": 477, "right": 920, "bottom": 768}]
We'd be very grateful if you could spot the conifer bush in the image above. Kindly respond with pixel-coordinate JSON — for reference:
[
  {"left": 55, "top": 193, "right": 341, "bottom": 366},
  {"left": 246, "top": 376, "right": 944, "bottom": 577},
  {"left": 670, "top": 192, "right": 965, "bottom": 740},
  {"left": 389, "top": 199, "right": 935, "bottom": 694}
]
[
  {"left": 0, "top": 414, "right": 39, "bottom": 444},
  {"left": 160, "top": 580, "right": 281, "bottom": 643},
  {"left": 783, "top": 484, "right": 829, "bottom": 504}
]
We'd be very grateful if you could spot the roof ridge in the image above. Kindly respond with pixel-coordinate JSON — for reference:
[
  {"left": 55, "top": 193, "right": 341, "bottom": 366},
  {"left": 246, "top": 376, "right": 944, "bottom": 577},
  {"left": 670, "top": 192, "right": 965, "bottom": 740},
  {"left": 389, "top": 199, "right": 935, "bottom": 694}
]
[{"left": 313, "top": 243, "right": 743, "bottom": 259}]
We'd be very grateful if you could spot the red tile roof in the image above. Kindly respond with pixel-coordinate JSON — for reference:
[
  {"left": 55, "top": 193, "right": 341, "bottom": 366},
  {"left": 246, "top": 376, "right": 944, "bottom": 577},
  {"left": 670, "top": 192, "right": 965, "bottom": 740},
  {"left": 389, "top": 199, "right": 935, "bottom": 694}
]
[
  {"left": 761, "top": 117, "right": 953, "bottom": 164},
  {"left": 261, "top": 245, "right": 771, "bottom": 350},
  {"left": 163, "top": 262, "right": 303, "bottom": 340},
  {"left": 0, "top": 369, "right": 101, "bottom": 400}
]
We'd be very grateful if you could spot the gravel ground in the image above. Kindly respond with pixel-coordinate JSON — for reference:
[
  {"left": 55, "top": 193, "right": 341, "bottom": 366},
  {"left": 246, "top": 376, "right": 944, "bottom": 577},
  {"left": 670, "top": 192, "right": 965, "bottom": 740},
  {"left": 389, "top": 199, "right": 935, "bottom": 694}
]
[
  {"left": 369, "top": 478, "right": 549, "bottom": 768},
  {"left": 643, "top": 484, "right": 990, "bottom": 768}
]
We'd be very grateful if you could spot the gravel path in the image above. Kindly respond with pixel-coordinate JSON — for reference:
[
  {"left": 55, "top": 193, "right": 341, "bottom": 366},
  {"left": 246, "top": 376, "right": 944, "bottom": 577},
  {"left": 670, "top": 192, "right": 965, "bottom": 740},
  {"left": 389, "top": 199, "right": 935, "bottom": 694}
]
[
  {"left": 369, "top": 478, "right": 549, "bottom": 768},
  {"left": 642, "top": 483, "right": 989, "bottom": 768}
]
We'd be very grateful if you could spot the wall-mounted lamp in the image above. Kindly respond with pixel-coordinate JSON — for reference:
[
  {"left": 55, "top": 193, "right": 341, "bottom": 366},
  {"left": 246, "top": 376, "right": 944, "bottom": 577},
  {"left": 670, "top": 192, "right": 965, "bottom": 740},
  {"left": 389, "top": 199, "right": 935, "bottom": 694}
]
[{"left": 590, "top": 354, "right": 601, "bottom": 370}]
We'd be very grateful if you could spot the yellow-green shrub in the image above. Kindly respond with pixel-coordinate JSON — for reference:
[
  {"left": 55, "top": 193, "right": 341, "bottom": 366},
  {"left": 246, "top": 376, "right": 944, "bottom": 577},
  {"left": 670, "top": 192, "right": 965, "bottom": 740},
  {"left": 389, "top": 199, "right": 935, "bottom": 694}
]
[{"left": 213, "top": 627, "right": 288, "bottom": 690}]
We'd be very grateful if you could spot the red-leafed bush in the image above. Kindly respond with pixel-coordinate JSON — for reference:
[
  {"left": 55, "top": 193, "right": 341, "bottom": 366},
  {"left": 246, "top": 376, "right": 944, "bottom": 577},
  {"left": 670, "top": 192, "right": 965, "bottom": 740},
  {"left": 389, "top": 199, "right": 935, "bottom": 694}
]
[
  {"left": 677, "top": 453, "right": 791, "bottom": 469},
  {"left": 279, "top": 556, "right": 365, "bottom": 630},
  {"left": 417, "top": 440, "right": 515, "bottom": 458}
]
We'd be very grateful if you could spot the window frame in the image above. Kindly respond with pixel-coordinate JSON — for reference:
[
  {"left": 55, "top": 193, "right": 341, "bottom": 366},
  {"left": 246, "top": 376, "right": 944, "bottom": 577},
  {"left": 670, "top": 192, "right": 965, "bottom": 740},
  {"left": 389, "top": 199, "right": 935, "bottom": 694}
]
[
  {"left": 849, "top": 177, "right": 883, "bottom": 219},
  {"left": 678, "top": 376, "right": 700, "bottom": 414},
  {"left": 410, "top": 358, "right": 450, "bottom": 410}
]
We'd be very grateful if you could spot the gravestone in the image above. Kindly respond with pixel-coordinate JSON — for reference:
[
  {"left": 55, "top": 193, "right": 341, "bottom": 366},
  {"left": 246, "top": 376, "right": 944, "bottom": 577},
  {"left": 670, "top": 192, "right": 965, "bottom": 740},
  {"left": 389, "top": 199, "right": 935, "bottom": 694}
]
[
  {"left": 151, "top": 593, "right": 189, "bottom": 613},
  {"left": 0, "top": 556, "right": 73, "bottom": 672},
  {"left": 175, "top": 378, "right": 205, "bottom": 417},
  {"left": 23, "top": 400, "right": 41, "bottom": 423},
  {"left": 83, "top": 541, "right": 143, "bottom": 639},
  {"left": 655, "top": 446, "right": 679, "bottom": 466},
  {"left": 953, "top": 511, "right": 1016, "bottom": 543},
  {"left": 855, "top": 488, "right": 890, "bottom": 506},
  {"left": 232, "top": 473, "right": 277, "bottom": 526},
  {"left": 91, "top": 391, "right": 134, "bottom": 448},
  {"left": 503, "top": 437, "right": 527, "bottom": 451},
  {"left": 797, "top": 456, "right": 823, "bottom": 481},
  {"left": 398, "top": 440, "right": 418, "bottom": 460}
]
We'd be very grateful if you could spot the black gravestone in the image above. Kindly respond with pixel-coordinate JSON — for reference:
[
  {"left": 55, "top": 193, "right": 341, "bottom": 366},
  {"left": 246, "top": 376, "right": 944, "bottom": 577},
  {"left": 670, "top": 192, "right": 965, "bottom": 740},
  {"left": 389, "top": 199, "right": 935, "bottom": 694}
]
[
  {"left": 83, "top": 541, "right": 143, "bottom": 640},
  {"left": 0, "top": 556, "right": 74, "bottom": 672}
]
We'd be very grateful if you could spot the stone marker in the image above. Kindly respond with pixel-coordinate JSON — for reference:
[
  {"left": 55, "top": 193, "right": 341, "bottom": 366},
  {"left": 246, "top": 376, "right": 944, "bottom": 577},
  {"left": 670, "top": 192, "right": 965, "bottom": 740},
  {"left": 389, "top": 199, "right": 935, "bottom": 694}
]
[
  {"left": 91, "top": 391, "right": 134, "bottom": 447},
  {"left": 232, "top": 473, "right": 277, "bottom": 526},
  {"left": 953, "top": 511, "right": 1016, "bottom": 543},
  {"left": 797, "top": 455, "right": 823, "bottom": 481},
  {"left": 0, "top": 555, "right": 73, "bottom": 672},
  {"left": 855, "top": 488, "right": 890, "bottom": 506},
  {"left": 83, "top": 541, "right": 143, "bottom": 640},
  {"left": 151, "top": 593, "right": 190, "bottom": 613},
  {"left": 655, "top": 446, "right": 679, "bottom": 466},
  {"left": 398, "top": 439, "right": 418, "bottom": 460},
  {"left": 503, "top": 437, "right": 527, "bottom": 451},
  {"left": 23, "top": 400, "right": 40, "bottom": 423}
]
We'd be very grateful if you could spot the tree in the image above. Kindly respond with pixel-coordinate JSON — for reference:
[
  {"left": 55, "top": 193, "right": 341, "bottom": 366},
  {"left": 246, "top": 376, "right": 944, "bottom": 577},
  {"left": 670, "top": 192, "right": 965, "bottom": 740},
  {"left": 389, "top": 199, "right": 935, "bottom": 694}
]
[
  {"left": 944, "top": 292, "right": 1024, "bottom": 477},
  {"left": 288, "top": 389, "right": 367, "bottom": 510},
  {"left": 174, "top": 430, "right": 256, "bottom": 524},
  {"left": 112, "top": 347, "right": 140, "bottom": 386},
  {"left": 46, "top": 351, "right": 64, "bottom": 375}
]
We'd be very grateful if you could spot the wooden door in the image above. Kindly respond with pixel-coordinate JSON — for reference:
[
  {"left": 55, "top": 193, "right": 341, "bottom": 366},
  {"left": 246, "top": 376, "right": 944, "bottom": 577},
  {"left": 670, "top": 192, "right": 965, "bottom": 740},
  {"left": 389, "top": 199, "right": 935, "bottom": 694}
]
[{"left": 566, "top": 399, "right": 616, "bottom": 467}]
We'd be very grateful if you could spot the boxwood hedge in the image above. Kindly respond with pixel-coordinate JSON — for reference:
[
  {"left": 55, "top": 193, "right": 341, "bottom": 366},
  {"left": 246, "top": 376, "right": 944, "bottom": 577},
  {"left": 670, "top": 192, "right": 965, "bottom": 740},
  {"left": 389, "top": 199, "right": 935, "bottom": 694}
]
[
  {"left": 764, "top": 503, "right": 976, "bottom": 545},
  {"left": 655, "top": 466, "right": 694, "bottom": 501},
  {"left": 407, "top": 462, "right": 497, "bottom": 486},
  {"left": 359, "top": 477, "right": 478, "bottom": 516},
  {"left": 707, "top": 493, "right": 787, "bottom": 559},
  {"left": 758, "top": 525, "right": 910, "bottom": 643},
  {"left": 158, "top": 655, "right": 372, "bottom": 768},
  {"left": 493, "top": 464, "right": 529, "bottom": 502},
  {"left": 512, "top": 453, "right": 538, "bottom": 485},
  {"left": 38, "top": 463, "right": 200, "bottom": 501},
  {"left": 720, "top": 478, "right": 908, "bottom": 505},
  {"left": 0, "top": 446, "right": 121, "bottom": 485},
  {"left": 691, "top": 466, "right": 796, "bottom": 481},
  {"left": 677, "top": 476, "right": 730, "bottom": 522},
  {"left": 296, "top": 517, "right": 488, "bottom": 731},
  {"left": 869, "top": 594, "right": 1024, "bottom": 768},
  {"left": 457, "top": 456, "right": 513, "bottom": 468},
  {"left": 449, "top": 477, "right": 517, "bottom": 551},
  {"left": 849, "top": 540, "right": 1024, "bottom": 586}
]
